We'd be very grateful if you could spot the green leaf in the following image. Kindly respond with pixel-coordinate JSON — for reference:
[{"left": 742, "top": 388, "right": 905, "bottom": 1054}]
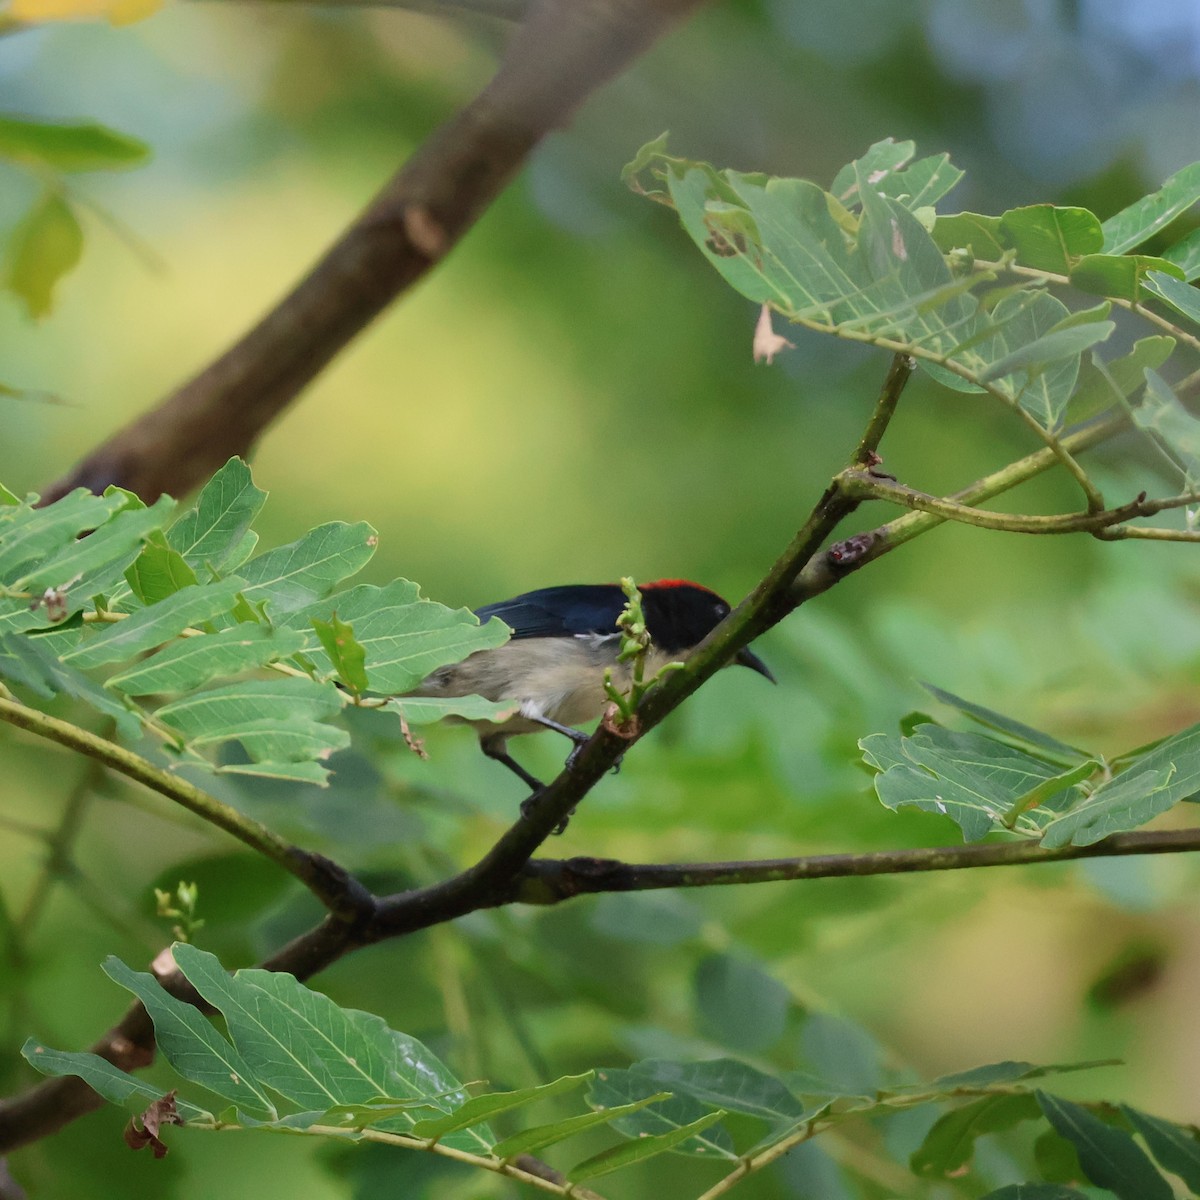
[
  {"left": 1035, "top": 1127, "right": 1086, "bottom": 1183},
  {"left": 217, "top": 760, "right": 334, "bottom": 785},
  {"left": 921, "top": 683, "right": 1091, "bottom": 765},
  {"left": 0, "top": 634, "right": 141, "bottom": 738},
  {"left": 620, "top": 131, "right": 675, "bottom": 198},
  {"left": 102, "top": 956, "right": 276, "bottom": 1117},
  {"left": 932, "top": 1060, "right": 1116, "bottom": 1089},
  {"left": 1143, "top": 270, "right": 1200, "bottom": 327},
  {"left": 21, "top": 1040, "right": 213, "bottom": 1121},
  {"left": 932, "top": 212, "right": 1007, "bottom": 259},
  {"left": 0, "top": 488, "right": 127, "bottom": 582},
  {"left": 875, "top": 152, "right": 964, "bottom": 211},
  {"left": 1127, "top": 368, "right": 1200, "bottom": 485},
  {"left": 167, "top": 458, "right": 267, "bottom": 572},
  {"left": 1036, "top": 1091, "right": 1173, "bottom": 1200},
  {"left": 7, "top": 191, "right": 84, "bottom": 319},
  {"left": 799, "top": 1013, "right": 883, "bottom": 1098},
  {"left": 1101, "top": 161, "right": 1200, "bottom": 254},
  {"left": 1070, "top": 337, "right": 1176, "bottom": 417},
  {"left": 380, "top": 694, "right": 517, "bottom": 726},
  {"left": 1069, "top": 253, "right": 1185, "bottom": 301},
  {"left": 106, "top": 625, "right": 308, "bottom": 696},
  {"left": 154, "top": 677, "right": 347, "bottom": 768},
  {"left": 61, "top": 577, "right": 245, "bottom": 669},
  {"left": 408, "top": 1074, "right": 591, "bottom": 1141},
  {"left": 911, "top": 1093, "right": 1041, "bottom": 1177},
  {"left": 589, "top": 1068, "right": 738, "bottom": 1159},
  {"left": 1041, "top": 720, "right": 1200, "bottom": 848},
  {"left": 170, "top": 943, "right": 485, "bottom": 1151},
  {"left": 862, "top": 725, "right": 1083, "bottom": 841},
  {"left": 978, "top": 320, "right": 1114, "bottom": 386},
  {"left": 567, "top": 1110, "right": 727, "bottom": 1182},
  {"left": 235, "top": 521, "right": 378, "bottom": 615},
  {"left": 999, "top": 205, "right": 1104, "bottom": 274},
  {"left": 0, "top": 482, "right": 18, "bottom": 506},
  {"left": 125, "top": 531, "right": 199, "bottom": 604},
  {"left": 311, "top": 614, "right": 370, "bottom": 696},
  {"left": 1121, "top": 1105, "right": 1200, "bottom": 1193},
  {"left": 491, "top": 1094, "right": 672, "bottom": 1160},
  {"left": 13, "top": 494, "right": 174, "bottom": 593},
  {"left": 961, "top": 291, "right": 1087, "bottom": 431},
  {"left": 618, "top": 1059, "right": 807, "bottom": 1129},
  {"left": 0, "top": 115, "right": 150, "bottom": 172},
  {"left": 281, "top": 580, "right": 510, "bottom": 694},
  {"left": 980, "top": 1188, "right": 1090, "bottom": 1200},
  {"left": 695, "top": 952, "right": 789, "bottom": 1052},
  {"left": 830, "top": 138, "right": 916, "bottom": 205},
  {"left": 1162, "top": 226, "right": 1200, "bottom": 281}
]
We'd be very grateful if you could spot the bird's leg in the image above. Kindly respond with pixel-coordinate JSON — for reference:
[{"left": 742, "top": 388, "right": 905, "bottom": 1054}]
[
  {"left": 480, "top": 735, "right": 544, "bottom": 792},
  {"left": 481, "top": 735, "right": 572, "bottom": 834},
  {"left": 526, "top": 715, "right": 623, "bottom": 775}
]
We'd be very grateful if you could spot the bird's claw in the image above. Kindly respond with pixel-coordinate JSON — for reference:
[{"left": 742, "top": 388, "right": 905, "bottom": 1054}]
[{"left": 520, "top": 792, "right": 573, "bottom": 835}]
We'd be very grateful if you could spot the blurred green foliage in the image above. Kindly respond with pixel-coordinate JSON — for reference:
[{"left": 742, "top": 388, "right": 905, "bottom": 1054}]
[{"left": 4, "top": 1, "right": 1200, "bottom": 1198}]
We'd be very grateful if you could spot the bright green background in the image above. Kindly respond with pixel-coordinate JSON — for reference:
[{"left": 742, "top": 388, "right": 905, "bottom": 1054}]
[{"left": 3, "top": 2, "right": 1200, "bottom": 1197}]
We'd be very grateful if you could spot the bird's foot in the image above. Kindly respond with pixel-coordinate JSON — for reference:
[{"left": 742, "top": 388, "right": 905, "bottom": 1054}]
[{"left": 520, "top": 792, "right": 573, "bottom": 835}]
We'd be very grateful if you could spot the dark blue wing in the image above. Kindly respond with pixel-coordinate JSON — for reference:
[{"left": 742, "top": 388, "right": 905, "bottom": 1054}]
[{"left": 474, "top": 585, "right": 627, "bottom": 640}]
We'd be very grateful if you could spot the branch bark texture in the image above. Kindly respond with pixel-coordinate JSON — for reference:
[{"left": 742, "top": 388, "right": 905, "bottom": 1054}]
[{"left": 41, "top": 0, "right": 703, "bottom": 504}]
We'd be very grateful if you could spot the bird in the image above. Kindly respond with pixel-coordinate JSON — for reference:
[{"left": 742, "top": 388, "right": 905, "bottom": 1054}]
[{"left": 409, "top": 579, "right": 774, "bottom": 795}]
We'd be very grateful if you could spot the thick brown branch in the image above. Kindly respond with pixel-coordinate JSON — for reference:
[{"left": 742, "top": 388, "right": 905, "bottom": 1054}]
[{"left": 41, "top": 0, "right": 702, "bottom": 504}]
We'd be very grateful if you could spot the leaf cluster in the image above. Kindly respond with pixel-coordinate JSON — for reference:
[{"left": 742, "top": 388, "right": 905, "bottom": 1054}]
[
  {"left": 24, "top": 946, "right": 1200, "bottom": 1200},
  {"left": 860, "top": 683, "right": 1200, "bottom": 848},
  {"left": 0, "top": 459, "right": 511, "bottom": 783},
  {"left": 626, "top": 137, "right": 1200, "bottom": 487}
]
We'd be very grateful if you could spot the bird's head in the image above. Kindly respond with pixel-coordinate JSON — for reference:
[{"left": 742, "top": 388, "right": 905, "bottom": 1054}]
[{"left": 638, "top": 580, "right": 775, "bottom": 682}]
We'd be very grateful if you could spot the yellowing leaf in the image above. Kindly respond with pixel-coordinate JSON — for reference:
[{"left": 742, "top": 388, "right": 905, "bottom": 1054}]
[
  {"left": 6, "top": 191, "right": 83, "bottom": 320},
  {"left": 10, "top": 0, "right": 162, "bottom": 24}
]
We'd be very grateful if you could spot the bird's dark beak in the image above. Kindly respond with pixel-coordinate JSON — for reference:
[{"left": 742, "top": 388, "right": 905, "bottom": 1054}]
[{"left": 735, "top": 645, "right": 775, "bottom": 684}]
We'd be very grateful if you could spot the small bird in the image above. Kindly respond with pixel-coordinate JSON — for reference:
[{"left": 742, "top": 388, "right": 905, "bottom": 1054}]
[{"left": 410, "top": 580, "right": 774, "bottom": 793}]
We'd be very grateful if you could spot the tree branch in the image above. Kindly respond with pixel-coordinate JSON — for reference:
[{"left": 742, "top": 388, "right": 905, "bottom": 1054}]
[
  {"left": 840, "top": 471, "right": 1154, "bottom": 535},
  {"left": 40, "top": 0, "right": 703, "bottom": 504},
  {"left": 0, "top": 381, "right": 1162, "bottom": 1156},
  {"left": 510, "top": 827, "right": 1200, "bottom": 902},
  {"left": 197, "top": 0, "right": 528, "bottom": 15}
]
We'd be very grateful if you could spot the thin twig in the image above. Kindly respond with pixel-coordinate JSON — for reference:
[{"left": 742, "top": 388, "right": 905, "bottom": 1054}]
[
  {"left": 852, "top": 352, "right": 913, "bottom": 466},
  {"left": 16, "top": 760, "right": 100, "bottom": 931},
  {"left": 511, "top": 827, "right": 1200, "bottom": 903},
  {"left": 840, "top": 472, "right": 1154, "bottom": 535},
  {"left": 973, "top": 257, "right": 1200, "bottom": 360},
  {"left": 0, "top": 695, "right": 370, "bottom": 920}
]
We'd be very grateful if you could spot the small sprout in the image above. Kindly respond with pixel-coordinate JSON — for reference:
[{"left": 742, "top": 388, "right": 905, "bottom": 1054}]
[
  {"left": 154, "top": 881, "right": 204, "bottom": 943},
  {"left": 602, "top": 578, "right": 684, "bottom": 730}
]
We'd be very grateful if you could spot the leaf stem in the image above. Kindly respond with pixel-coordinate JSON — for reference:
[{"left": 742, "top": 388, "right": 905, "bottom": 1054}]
[
  {"left": 973, "top": 256, "right": 1200, "bottom": 359},
  {"left": 790, "top": 315, "right": 1105, "bottom": 509},
  {"left": 192, "top": 1120, "right": 603, "bottom": 1199}
]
